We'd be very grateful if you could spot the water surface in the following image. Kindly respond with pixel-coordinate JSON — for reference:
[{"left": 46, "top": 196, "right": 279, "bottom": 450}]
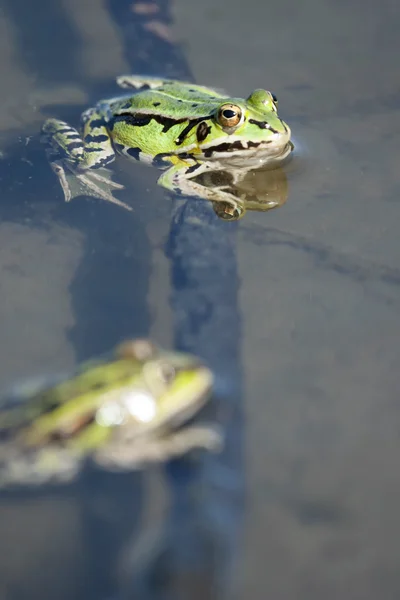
[{"left": 0, "top": 0, "right": 399, "bottom": 598}]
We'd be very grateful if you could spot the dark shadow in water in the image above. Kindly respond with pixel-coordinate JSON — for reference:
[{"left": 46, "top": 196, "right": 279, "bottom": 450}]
[
  {"left": 1, "top": 0, "right": 83, "bottom": 83},
  {"left": 107, "top": 0, "right": 193, "bottom": 80},
  {"left": 110, "top": 198, "right": 245, "bottom": 600},
  {"left": 165, "top": 199, "right": 244, "bottom": 599},
  {"left": 106, "top": 1, "right": 245, "bottom": 598},
  {"left": 0, "top": 125, "right": 151, "bottom": 362}
]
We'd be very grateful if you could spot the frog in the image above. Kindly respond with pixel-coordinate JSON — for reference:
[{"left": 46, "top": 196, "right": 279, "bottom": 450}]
[
  {"left": 0, "top": 339, "right": 221, "bottom": 487},
  {"left": 41, "top": 76, "right": 292, "bottom": 212}
]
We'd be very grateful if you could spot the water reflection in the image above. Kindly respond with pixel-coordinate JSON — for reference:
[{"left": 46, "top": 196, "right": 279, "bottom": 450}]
[
  {"left": 39, "top": 157, "right": 292, "bottom": 222},
  {"left": 208, "top": 161, "right": 291, "bottom": 221}
]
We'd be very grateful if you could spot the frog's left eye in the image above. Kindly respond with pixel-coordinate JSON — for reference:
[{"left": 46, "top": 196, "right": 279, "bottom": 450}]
[
  {"left": 217, "top": 104, "right": 242, "bottom": 128},
  {"left": 271, "top": 93, "right": 278, "bottom": 104},
  {"left": 117, "top": 339, "right": 158, "bottom": 362}
]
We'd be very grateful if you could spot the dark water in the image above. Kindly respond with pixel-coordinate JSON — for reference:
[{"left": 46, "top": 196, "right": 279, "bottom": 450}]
[{"left": 0, "top": 0, "right": 399, "bottom": 598}]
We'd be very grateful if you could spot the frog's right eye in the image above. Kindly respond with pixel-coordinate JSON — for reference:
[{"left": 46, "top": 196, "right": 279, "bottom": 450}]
[
  {"left": 217, "top": 104, "right": 242, "bottom": 128},
  {"left": 155, "top": 361, "right": 176, "bottom": 385}
]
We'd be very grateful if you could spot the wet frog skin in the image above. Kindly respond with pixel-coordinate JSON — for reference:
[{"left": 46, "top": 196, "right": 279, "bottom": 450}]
[
  {"left": 41, "top": 76, "right": 292, "bottom": 212},
  {"left": 0, "top": 339, "right": 220, "bottom": 487}
]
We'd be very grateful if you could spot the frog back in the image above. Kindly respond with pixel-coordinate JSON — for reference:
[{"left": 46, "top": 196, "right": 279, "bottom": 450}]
[
  {"left": 0, "top": 358, "right": 140, "bottom": 443},
  {"left": 111, "top": 83, "right": 226, "bottom": 120}
]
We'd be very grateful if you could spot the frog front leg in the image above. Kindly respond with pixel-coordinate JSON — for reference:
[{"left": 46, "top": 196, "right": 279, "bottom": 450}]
[
  {"left": 157, "top": 158, "right": 245, "bottom": 215},
  {"left": 41, "top": 110, "right": 131, "bottom": 210},
  {"left": 94, "top": 425, "right": 222, "bottom": 470}
]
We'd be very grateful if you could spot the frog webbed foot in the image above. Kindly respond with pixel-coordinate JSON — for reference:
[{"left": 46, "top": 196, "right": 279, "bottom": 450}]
[
  {"left": 42, "top": 115, "right": 131, "bottom": 210},
  {"left": 48, "top": 160, "right": 132, "bottom": 211}
]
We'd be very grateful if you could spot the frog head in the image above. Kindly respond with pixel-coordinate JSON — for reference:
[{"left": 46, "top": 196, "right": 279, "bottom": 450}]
[
  {"left": 95, "top": 339, "right": 213, "bottom": 441},
  {"left": 196, "top": 89, "right": 291, "bottom": 166}
]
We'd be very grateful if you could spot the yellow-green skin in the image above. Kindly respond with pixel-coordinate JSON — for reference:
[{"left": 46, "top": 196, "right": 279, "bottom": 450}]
[
  {"left": 41, "top": 76, "right": 292, "bottom": 212},
  {"left": 0, "top": 339, "right": 219, "bottom": 486}
]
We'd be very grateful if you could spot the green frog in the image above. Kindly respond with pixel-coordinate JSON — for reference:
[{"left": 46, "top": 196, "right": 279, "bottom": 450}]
[
  {"left": 41, "top": 76, "right": 292, "bottom": 211},
  {"left": 0, "top": 339, "right": 220, "bottom": 487}
]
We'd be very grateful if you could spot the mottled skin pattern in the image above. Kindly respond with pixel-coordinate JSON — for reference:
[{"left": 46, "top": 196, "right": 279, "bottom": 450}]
[
  {"left": 41, "top": 76, "right": 291, "bottom": 211},
  {"left": 0, "top": 339, "right": 220, "bottom": 486}
]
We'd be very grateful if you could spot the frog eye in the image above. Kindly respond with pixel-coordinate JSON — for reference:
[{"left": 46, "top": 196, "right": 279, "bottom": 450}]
[
  {"left": 117, "top": 339, "right": 158, "bottom": 362},
  {"left": 247, "top": 89, "right": 277, "bottom": 110},
  {"left": 154, "top": 360, "right": 176, "bottom": 385},
  {"left": 142, "top": 359, "right": 176, "bottom": 398},
  {"left": 217, "top": 104, "right": 242, "bottom": 128}
]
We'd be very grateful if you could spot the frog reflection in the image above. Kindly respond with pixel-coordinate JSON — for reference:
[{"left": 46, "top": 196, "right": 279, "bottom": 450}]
[{"left": 202, "top": 159, "right": 292, "bottom": 221}]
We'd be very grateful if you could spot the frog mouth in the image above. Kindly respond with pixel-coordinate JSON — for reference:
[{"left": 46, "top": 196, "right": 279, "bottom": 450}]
[
  {"left": 201, "top": 139, "right": 293, "bottom": 160},
  {"left": 203, "top": 139, "right": 267, "bottom": 157}
]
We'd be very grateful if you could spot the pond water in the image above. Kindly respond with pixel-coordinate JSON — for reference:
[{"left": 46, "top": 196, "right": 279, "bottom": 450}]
[{"left": 0, "top": 0, "right": 399, "bottom": 599}]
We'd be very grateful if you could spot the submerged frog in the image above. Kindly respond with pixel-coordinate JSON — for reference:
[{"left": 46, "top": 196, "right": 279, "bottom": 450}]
[
  {"left": 41, "top": 76, "right": 292, "bottom": 211},
  {"left": 0, "top": 339, "right": 220, "bottom": 487}
]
